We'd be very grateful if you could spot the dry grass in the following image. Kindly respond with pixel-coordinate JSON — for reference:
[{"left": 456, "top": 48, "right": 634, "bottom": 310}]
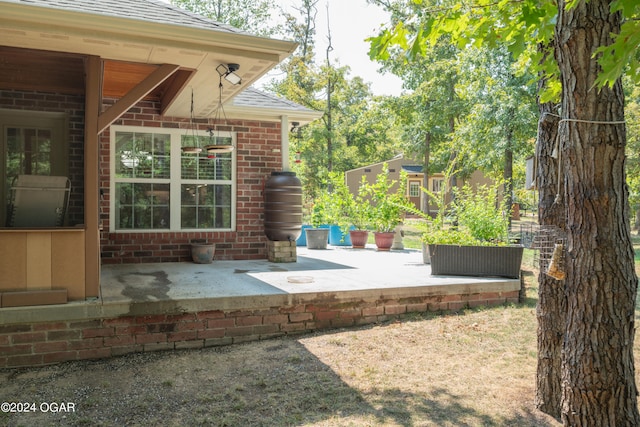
[{"left": 3, "top": 245, "right": 639, "bottom": 426}]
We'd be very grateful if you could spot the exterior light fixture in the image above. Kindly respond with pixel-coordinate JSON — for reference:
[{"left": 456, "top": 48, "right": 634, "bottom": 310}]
[{"left": 216, "top": 63, "right": 242, "bottom": 85}]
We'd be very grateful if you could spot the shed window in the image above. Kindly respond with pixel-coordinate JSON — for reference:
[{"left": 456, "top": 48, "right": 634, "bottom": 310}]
[{"left": 409, "top": 181, "right": 420, "bottom": 197}]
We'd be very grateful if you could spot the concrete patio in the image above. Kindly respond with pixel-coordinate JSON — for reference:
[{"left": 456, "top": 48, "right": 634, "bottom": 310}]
[
  {"left": 101, "top": 244, "right": 520, "bottom": 304},
  {"left": 1, "top": 245, "right": 521, "bottom": 325},
  {"left": 0, "top": 245, "right": 522, "bottom": 368}
]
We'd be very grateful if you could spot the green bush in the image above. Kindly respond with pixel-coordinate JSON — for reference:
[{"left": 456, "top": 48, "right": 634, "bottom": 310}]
[{"left": 453, "top": 184, "right": 509, "bottom": 244}]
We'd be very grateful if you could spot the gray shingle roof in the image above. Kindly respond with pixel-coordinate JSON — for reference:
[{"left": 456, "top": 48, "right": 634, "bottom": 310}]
[
  {"left": 232, "top": 88, "right": 318, "bottom": 113},
  {"left": 7, "top": 0, "right": 246, "bottom": 34},
  {"left": 402, "top": 165, "right": 424, "bottom": 173}
]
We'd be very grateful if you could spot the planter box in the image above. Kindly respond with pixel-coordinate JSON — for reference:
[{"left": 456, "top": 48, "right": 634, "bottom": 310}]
[{"left": 428, "top": 244, "right": 524, "bottom": 279}]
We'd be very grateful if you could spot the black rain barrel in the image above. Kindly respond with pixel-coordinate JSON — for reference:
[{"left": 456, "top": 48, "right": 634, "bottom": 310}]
[{"left": 264, "top": 171, "right": 302, "bottom": 241}]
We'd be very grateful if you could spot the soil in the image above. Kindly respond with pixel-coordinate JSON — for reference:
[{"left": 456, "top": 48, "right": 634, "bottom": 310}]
[{"left": 0, "top": 303, "right": 561, "bottom": 427}]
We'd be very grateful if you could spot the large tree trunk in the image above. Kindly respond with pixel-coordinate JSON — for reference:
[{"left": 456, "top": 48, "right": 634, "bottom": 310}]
[
  {"left": 535, "top": 102, "right": 565, "bottom": 420},
  {"left": 555, "top": 1, "right": 639, "bottom": 424}
]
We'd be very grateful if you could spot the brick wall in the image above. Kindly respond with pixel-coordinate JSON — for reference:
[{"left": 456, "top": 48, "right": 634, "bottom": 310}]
[
  {"left": 99, "top": 99, "right": 283, "bottom": 263},
  {"left": 0, "top": 90, "right": 85, "bottom": 225},
  {"left": 0, "top": 290, "right": 520, "bottom": 368}
]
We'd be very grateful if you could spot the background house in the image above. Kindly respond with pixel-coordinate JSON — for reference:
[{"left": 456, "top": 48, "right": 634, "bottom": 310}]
[
  {"left": 0, "top": 0, "right": 321, "bottom": 305},
  {"left": 345, "top": 154, "right": 492, "bottom": 215}
]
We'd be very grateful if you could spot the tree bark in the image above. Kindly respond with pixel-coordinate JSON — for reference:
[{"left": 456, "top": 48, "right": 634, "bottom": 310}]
[
  {"left": 535, "top": 102, "right": 565, "bottom": 420},
  {"left": 555, "top": 1, "right": 639, "bottom": 424}
]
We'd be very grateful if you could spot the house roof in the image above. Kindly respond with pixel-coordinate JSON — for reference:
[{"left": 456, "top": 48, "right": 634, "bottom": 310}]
[
  {"left": 227, "top": 88, "right": 322, "bottom": 123},
  {"left": 402, "top": 165, "right": 424, "bottom": 174},
  {"left": 0, "top": 0, "right": 300, "bottom": 118},
  {"left": 345, "top": 154, "right": 405, "bottom": 175},
  {"left": 9, "top": 0, "right": 245, "bottom": 34}
]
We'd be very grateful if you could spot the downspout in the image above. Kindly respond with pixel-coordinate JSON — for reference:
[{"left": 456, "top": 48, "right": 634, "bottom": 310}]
[{"left": 280, "top": 115, "right": 290, "bottom": 171}]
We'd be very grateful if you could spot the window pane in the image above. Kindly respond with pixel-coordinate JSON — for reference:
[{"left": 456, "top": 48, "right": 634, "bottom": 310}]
[
  {"left": 115, "top": 131, "right": 170, "bottom": 179},
  {"left": 181, "top": 206, "right": 196, "bottom": 228},
  {"left": 181, "top": 150, "right": 226, "bottom": 180},
  {"left": 181, "top": 183, "right": 231, "bottom": 229},
  {"left": 214, "top": 185, "right": 231, "bottom": 228},
  {"left": 115, "top": 182, "right": 170, "bottom": 229},
  {"left": 133, "top": 133, "right": 153, "bottom": 178},
  {"left": 153, "top": 134, "right": 171, "bottom": 178},
  {"left": 5, "top": 127, "right": 52, "bottom": 177},
  {"left": 197, "top": 207, "right": 214, "bottom": 228},
  {"left": 181, "top": 155, "right": 198, "bottom": 179},
  {"left": 115, "top": 132, "right": 135, "bottom": 177},
  {"left": 409, "top": 182, "right": 420, "bottom": 197}
]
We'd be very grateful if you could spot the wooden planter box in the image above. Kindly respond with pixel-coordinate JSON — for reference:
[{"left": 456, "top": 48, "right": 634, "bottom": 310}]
[{"left": 428, "top": 244, "right": 524, "bottom": 279}]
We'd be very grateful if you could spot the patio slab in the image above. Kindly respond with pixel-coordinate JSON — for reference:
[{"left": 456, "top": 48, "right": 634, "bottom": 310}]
[
  {"left": 100, "top": 245, "right": 518, "bottom": 300},
  {"left": 0, "top": 245, "right": 521, "bottom": 325}
]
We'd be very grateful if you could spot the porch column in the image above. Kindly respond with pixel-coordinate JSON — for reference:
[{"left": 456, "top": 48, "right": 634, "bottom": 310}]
[{"left": 84, "top": 55, "right": 102, "bottom": 298}]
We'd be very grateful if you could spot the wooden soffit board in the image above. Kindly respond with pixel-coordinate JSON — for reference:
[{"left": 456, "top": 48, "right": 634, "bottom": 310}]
[
  {"left": 0, "top": 47, "right": 193, "bottom": 112},
  {"left": 98, "top": 63, "right": 183, "bottom": 133},
  {"left": 0, "top": 46, "right": 85, "bottom": 94}
]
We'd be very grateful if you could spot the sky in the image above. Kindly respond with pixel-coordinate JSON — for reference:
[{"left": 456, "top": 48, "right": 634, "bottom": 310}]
[
  {"left": 267, "top": 0, "right": 405, "bottom": 96},
  {"left": 161, "top": 0, "right": 404, "bottom": 96}
]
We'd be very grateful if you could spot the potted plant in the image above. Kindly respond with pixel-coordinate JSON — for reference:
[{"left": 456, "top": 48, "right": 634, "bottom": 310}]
[
  {"left": 305, "top": 191, "right": 330, "bottom": 249},
  {"left": 423, "top": 182, "right": 523, "bottom": 278},
  {"left": 325, "top": 173, "right": 354, "bottom": 246},
  {"left": 345, "top": 178, "right": 374, "bottom": 248},
  {"left": 365, "top": 164, "right": 412, "bottom": 251}
]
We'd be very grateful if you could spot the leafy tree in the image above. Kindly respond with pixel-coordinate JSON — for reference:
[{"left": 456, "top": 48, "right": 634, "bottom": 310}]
[
  {"left": 625, "top": 80, "right": 640, "bottom": 232},
  {"left": 453, "top": 46, "right": 538, "bottom": 219},
  {"left": 267, "top": 1, "right": 403, "bottom": 202},
  {"left": 368, "top": 17, "right": 466, "bottom": 213},
  {"left": 170, "top": 0, "right": 280, "bottom": 36},
  {"left": 369, "top": 0, "right": 640, "bottom": 424}
]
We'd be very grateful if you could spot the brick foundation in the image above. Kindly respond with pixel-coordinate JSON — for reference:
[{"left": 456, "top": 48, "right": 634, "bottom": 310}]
[
  {"left": 266, "top": 240, "right": 297, "bottom": 262},
  {"left": 0, "top": 290, "right": 520, "bottom": 368}
]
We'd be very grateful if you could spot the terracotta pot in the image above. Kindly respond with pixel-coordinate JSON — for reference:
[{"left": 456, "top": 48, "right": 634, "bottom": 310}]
[
  {"left": 349, "top": 230, "right": 369, "bottom": 248},
  {"left": 373, "top": 232, "right": 395, "bottom": 251}
]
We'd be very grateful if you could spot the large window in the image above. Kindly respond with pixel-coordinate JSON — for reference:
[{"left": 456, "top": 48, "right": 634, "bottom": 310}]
[
  {"left": 111, "top": 126, "right": 235, "bottom": 232},
  {"left": 0, "top": 110, "right": 68, "bottom": 227}
]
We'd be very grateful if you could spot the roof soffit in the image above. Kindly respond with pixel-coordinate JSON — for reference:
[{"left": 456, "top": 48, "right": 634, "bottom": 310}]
[{"left": 0, "top": 1, "right": 298, "bottom": 118}]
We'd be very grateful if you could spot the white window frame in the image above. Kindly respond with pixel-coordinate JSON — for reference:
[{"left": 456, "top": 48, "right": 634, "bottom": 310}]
[
  {"left": 109, "top": 125, "right": 236, "bottom": 233},
  {"left": 408, "top": 181, "right": 421, "bottom": 197},
  {"left": 432, "top": 178, "right": 445, "bottom": 193}
]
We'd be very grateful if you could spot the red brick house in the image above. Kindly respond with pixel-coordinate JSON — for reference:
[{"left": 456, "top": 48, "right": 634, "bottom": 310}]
[{"left": 0, "top": 0, "right": 321, "bottom": 305}]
